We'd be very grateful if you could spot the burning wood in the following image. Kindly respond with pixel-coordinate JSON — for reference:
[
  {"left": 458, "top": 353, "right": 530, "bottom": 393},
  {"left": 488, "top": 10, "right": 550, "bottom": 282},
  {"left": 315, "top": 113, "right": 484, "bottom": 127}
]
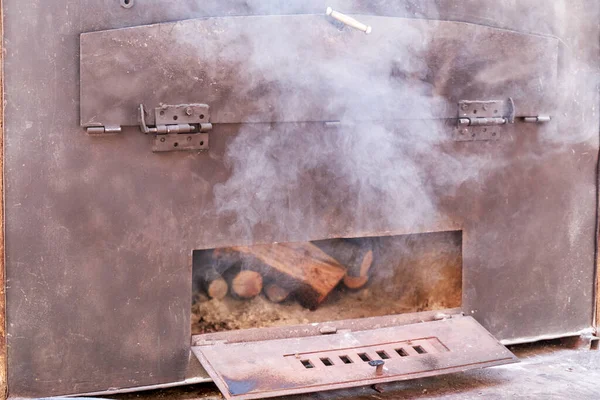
[
  {"left": 193, "top": 250, "right": 229, "bottom": 300},
  {"left": 314, "top": 239, "right": 375, "bottom": 290},
  {"left": 202, "top": 267, "right": 229, "bottom": 300},
  {"left": 195, "top": 240, "right": 374, "bottom": 309},
  {"left": 263, "top": 283, "right": 292, "bottom": 303},
  {"left": 229, "top": 270, "right": 264, "bottom": 299},
  {"left": 223, "top": 242, "right": 346, "bottom": 309}
]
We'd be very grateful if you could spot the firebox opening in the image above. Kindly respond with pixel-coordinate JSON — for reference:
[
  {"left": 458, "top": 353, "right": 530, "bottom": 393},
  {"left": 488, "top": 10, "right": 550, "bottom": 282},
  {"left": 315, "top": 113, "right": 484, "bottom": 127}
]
[{"left": 191, "top": 230, "right": 462, "bottom": 334}]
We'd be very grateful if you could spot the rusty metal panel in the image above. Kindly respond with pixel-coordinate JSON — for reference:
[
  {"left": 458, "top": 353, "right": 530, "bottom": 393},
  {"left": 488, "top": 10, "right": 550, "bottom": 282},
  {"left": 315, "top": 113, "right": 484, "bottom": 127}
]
[
  {"left": 80, "top": 15, "right": 558, "bottom": 128},
  {"left": 191, "top": 309, "right": 464, "bottom": 346},
  {"left": 192, "top": 316, "right": 517, "bottom": 399}
]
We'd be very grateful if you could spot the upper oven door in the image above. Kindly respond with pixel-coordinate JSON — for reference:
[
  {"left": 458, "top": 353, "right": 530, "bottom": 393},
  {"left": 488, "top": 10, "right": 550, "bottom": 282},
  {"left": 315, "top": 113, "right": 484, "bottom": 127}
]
[{"left": 80, "top": 13, "right": 558, "bottom": 149}]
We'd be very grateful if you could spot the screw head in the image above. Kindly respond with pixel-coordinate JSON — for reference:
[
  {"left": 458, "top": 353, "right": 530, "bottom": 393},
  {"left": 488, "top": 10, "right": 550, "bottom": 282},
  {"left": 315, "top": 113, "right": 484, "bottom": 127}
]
[
  {"left": 160, "top": 137, "right": 166, "bottom": 142},
  {"left": 461, "top": 129, "right": 468, "bottom": 135},
  {"left": 461, "top": 104, "right": 469, "bottom": 110},
  {"left": 185, "top": 107, "right": 193, "bottom": 116},
  {"left": 482, "top": 105, "right": 488, "bottom": 111}
]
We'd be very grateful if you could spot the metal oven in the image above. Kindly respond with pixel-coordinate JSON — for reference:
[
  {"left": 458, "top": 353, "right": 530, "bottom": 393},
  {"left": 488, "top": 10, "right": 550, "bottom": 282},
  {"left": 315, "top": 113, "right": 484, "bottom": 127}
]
[{"left": 3, "top": 1, "right": 599, "bottom": 398}]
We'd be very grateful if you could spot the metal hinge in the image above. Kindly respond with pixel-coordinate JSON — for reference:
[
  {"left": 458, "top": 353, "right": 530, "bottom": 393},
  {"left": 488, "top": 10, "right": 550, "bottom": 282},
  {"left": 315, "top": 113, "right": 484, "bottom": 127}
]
[
  {"left": 139, "top": 103, "right": 212, "bottom": 152},
  {"left": 454, "top": 98, "right": 515, "bottom": 141},
  {"left": 454, "top": 98, "right": 551, "bottom": 141}
]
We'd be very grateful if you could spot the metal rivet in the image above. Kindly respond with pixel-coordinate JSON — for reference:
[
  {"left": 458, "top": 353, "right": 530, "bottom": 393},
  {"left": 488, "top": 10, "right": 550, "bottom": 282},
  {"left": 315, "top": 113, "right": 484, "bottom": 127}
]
[
  {"left": 120, "top": 0, "right": 134, "bottom": 8},
  {"left": 160, "top": 137, "right": 166, "bottom": 142}
]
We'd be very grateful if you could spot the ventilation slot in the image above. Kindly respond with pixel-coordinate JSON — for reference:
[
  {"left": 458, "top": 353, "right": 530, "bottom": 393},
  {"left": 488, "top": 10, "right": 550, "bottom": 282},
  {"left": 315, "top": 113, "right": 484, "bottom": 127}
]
[
  {"left": 395, "top": 348, "right": 409, "bottom": 357},
  {"left": 320, "top": 357, "right": 334, "bottom": 366},
  {"left": 339, "top": 355, "right": 353, "bottom": 364},
  {"left": 287, "top": 337, "right": 447, "bottom": 371}
]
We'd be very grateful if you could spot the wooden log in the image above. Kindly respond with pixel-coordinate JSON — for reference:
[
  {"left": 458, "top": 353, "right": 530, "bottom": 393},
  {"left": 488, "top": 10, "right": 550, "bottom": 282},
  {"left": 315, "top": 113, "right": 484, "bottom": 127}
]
[
  {"left": 313, "top": 239, "right": 374, "bottom": 290},
  {"left": 212, "top": 247, "right": 243, "bottom": 272},
  {"left": 193, "top": 250, "right": 230, "bottom": 300},
  {"left": 223, "top": 242, "right": 346, "bottom": 309},
  {"left": 230, "top": 270, "right": 263, "bottom": 299},
  {"left": 343, "top": 249, "right": 373, "bottom": 289},
  {"left": 203, "top": 268, "right": 229, "bottom": 300},
  {"left": 264, "top": 283, "right": 291, "bottom": 303},
  {"left": 214, "top": 248, "right": 265, "bottom": 299}
]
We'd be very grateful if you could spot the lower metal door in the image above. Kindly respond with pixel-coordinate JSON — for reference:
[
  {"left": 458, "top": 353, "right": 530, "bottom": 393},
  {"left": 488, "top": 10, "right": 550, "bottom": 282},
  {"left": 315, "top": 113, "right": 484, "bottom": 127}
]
[{"left": 192, "top": 316, "right": 517, "bottom": 399}]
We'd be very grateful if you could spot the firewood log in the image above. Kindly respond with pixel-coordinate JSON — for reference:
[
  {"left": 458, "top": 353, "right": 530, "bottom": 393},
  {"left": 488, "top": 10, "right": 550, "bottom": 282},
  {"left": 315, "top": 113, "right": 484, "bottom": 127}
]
[
  {"left": 343, "top": 249, "right": 373, "bottom": 289},
  {"left": 313, "top": 239, "right": 374, "bottom": 289},
  {"left": 213, "top": 248, "right": 264, "bottom": 299},
  {"left": 221, "top": 242, "right": 346, "bottom": 309},
  {"left": 229, "top": 270, "right": 264, "bottom": 299},
  {"left": 192, "top": 250, "right": 229, "bottom": 300},
  {"left": 202, "top": 267, "right": 229, "bottom": 300},
  {"left": 264, "top": 283, "right": 292, "bottom": 303}
]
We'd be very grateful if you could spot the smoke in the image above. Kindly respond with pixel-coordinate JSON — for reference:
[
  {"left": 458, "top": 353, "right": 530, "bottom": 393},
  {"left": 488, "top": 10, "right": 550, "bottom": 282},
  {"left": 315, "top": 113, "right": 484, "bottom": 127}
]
[
  {"left": 177, "top": 4, "right": 600, "bottom": 244},
  {"left": 208, "top": 13, "right": 440, "bottom": 242}
]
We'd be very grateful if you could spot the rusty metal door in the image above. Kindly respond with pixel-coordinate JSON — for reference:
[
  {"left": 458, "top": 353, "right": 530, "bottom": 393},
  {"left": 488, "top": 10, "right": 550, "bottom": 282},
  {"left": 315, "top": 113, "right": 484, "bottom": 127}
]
[
  {"left": 192, "top": 316, "right": 517, "bottom": 399},
  {"left": 80, "top": 14, "right": 557, "bottom": 141}
]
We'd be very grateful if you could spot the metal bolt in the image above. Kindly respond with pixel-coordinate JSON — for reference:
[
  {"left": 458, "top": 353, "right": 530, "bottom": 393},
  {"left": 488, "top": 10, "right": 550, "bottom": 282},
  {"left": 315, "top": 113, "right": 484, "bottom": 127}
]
[
  {"left": 368, "top": 360, "right": 385, "bottom": 376},
  {"left": 120, "top": 0, "right": 134, "bottom": 9},
  {"left": 326, "top": 7, "right": 372, "bottom": 34},
  {"left": 185, "top": 107, "right": 193, "bottom": 116}
]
